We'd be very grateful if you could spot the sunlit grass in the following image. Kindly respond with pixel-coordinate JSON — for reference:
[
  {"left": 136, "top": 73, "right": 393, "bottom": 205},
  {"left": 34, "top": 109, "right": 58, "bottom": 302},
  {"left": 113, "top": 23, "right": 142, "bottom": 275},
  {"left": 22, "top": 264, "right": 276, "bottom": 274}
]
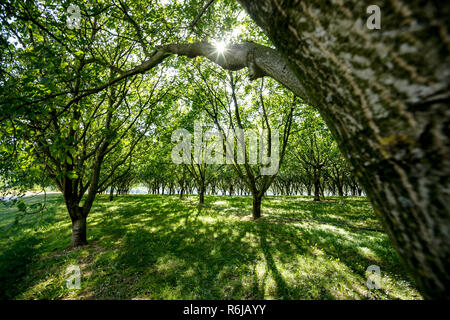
[{"left": 0, "top": 194, "right": 421, "bottom": 299}]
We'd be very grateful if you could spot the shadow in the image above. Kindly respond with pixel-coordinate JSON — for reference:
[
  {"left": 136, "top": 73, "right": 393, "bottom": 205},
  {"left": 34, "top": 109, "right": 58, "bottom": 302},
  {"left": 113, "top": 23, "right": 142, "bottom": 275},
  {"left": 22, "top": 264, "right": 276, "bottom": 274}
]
[
  {"left": 0, "top": 194, "right": 420, "bottom": 300},
  {"left": 256, "top": 222, "right": 290, "bottom": 299},
  {"left": 0, "top": 236, "right": 40, "bottom": 299},
  {"left": 84, "top": 206, "right": 255, "bottom": 299},
  {"left": 82, "top": 196, "right": 338, "bottom": 299}
]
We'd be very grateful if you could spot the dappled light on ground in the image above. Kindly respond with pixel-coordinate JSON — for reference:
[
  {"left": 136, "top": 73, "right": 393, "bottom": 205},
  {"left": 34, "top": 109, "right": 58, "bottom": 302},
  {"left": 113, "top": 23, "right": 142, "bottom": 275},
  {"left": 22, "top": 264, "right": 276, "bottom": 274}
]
[{"left": 0, "top": 194, "right": 421, "bottom": 299}]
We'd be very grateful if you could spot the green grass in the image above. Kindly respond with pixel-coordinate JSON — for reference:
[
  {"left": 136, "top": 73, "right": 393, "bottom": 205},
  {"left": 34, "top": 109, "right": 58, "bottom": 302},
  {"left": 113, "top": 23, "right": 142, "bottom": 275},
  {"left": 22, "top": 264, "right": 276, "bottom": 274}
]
[{"left": 0, "top": 194, "right": 421, "bottom": 300}]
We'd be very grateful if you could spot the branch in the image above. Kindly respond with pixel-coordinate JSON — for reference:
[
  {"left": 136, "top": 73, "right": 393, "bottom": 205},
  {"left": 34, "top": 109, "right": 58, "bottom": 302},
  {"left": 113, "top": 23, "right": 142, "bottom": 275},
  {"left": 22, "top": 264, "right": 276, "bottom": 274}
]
[
  {"left": 189, "top": 0, "right": 216, "bottom": 30},
  {"left": 158, "top": 41, "right": 306, "bottom": 98}
]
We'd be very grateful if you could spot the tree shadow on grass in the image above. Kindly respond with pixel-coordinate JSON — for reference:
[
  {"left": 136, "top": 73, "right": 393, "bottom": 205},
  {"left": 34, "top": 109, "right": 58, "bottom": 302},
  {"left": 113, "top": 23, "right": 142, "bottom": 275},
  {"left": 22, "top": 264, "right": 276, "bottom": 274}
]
[
  {"left": 80, "top": 196, "right": 267, "bottom": 299},
  {"left": 83, "top": 196, "right": 419, "bottom": 299},
  {"left": 0, "top": 194, "right": 418, "bottom": 300},
  {"left": 82, "top": 198, "right": 338, "bottom": 299},
  {"left": 0, "top": 198, "right": 66, "bottom": 299},
  {"left": 262, "top": 197, "right": 380, "bottom": 229},
  {"left": 256, "top": 222, "right": 292, "bottom": 299},
  {"left": 0, "top": 236, "right": 40, "bottom": 299},
  {"left": 272, "top": 221, "right": 418, "bottom": 299},
  {"left": 84, "top": 216, "right": 257, "bottom": 299}
]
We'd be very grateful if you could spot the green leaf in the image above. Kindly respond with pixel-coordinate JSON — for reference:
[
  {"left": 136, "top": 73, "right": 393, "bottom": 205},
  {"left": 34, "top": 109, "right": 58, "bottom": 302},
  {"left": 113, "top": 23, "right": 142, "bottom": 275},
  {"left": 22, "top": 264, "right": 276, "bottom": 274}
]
[{"left": 67, "top": 170, "right": 78, "bottom": 179}]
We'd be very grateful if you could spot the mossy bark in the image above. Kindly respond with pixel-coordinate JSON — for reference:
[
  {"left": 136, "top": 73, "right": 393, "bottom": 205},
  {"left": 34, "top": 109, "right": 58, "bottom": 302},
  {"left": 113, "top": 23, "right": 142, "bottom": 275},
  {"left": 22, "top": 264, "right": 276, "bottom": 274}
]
[{"left": 237, "top": 0, "right": 450, "bottom": 299}]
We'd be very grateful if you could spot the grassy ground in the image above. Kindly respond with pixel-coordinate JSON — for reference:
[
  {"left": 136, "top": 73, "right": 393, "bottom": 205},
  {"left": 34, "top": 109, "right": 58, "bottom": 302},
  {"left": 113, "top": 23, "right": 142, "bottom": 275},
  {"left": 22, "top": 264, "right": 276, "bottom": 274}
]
[{"left": 0, "top": 194, "right": 421, "bottom": 300}]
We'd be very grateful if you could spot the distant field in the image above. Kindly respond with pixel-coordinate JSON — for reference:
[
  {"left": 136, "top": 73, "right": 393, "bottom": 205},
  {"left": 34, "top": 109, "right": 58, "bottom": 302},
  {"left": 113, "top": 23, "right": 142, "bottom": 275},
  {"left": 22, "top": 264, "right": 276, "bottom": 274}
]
[{"left": 0, "top": 194, "right": 421, "bottom": 299}]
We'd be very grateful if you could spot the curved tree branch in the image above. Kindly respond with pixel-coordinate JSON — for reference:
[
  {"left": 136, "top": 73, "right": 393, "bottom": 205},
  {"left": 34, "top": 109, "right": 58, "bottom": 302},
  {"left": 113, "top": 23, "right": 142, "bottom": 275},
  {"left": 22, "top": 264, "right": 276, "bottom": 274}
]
[{"left": 157, "top": 41, "right": 306, "bottom": 97}]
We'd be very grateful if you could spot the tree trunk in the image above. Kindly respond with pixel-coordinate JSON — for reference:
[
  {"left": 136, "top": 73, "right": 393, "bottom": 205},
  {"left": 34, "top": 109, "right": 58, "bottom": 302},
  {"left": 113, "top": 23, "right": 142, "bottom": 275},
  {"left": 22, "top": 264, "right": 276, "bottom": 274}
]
[
  {"left": 70, "top": 215, "right": 87, "bottom": 248},
  {"left": 252, "top": 194, "right": 262, "bottom": 220},
  {"left": 320, "top": 183, "right": 326, "bottom": 201},
  {"left": 199, "top": 186, "right": 205, "bottom": 204},
  {"left": 337, "top": 184, "right": 344, "bottom": 197},
  {"left": 179, "top": 187, "right": 184, "bottom": 199},
  {"left": 237, "top": 0, "right": 450, "bottom": 299},
  {"left": 313, "top": 175, "right": 321, "bottom": 201},
  {"left": 109, "top": 187, "right": 114, "bottom": 201}
]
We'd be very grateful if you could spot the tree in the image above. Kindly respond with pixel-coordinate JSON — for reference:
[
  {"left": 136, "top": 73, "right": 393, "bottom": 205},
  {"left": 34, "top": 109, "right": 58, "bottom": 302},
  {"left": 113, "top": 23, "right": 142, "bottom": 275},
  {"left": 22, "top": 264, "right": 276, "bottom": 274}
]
[
  {"left": 327, "top": 152, "right": 351, "bottom": 198},
  {"left": 236, "top": 0, "right": 450, "bottom": 299},
  {"left": 0, "top": 1, "right": 171, "bottom": 246},
  {"left": 190, "top": 65, "right": 295, "bottom": 219},
  {"left": 180, "top": 113, "right": 220, "bottom": 204},
  {"left": 291, "top": 106, "right": 335, "bottom": 201}
]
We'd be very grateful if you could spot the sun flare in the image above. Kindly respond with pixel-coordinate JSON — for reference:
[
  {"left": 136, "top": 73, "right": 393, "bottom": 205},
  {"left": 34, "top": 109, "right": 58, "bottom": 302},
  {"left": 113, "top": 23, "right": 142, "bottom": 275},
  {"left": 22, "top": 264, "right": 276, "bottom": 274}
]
[{"left": 214, "top": 40, "right": 227, "bottom": 55}]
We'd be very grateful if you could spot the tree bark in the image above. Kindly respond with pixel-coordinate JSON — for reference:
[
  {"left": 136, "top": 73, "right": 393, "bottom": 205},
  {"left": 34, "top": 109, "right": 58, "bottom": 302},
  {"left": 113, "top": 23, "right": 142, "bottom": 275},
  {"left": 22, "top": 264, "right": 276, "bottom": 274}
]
[
  {"left": 252, "top": 195, "right": 262, "bottom": 220},
  {"left": 199, "top": 186, "right": 205, "bottom": 204},
  {"left": 109, "top": 187, "right": 114, "bottom": 201},
  {"left": 179, "top": 187, "right": 184, "bottom": 199},
  {"left": 158, "top": 42, "right": 304, "bottom": 96},
  {"left": 70, "top": 215, "right": 87, "bottom": 248},
  {"left": 337, "top": 184, "right": 344, "bottom": 197},
  {"left": 237, "top": 0, "right": 450, "bottom": 299},
  {"left": 313, "top": 177, "right": 321, "bottom": 202}
]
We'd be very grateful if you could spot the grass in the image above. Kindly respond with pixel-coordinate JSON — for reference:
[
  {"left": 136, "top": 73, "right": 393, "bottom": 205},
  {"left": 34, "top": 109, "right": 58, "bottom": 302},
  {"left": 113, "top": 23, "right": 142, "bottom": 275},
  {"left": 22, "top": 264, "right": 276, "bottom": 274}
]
[{"left": 0, "top": 193, "right": 421, "bottom": 300}]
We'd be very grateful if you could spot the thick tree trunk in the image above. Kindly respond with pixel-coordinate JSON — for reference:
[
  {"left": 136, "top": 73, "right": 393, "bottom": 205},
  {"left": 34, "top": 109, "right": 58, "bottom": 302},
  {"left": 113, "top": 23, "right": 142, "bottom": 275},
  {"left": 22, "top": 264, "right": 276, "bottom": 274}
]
[
  {"left": 237, "top": 0, "right": 450, "bottom": 299},
  {"left": 252, "top": 195, "right": 262, "bottom": 220},
  {"left": 199, "top": 186, "right": 205, "bottom": 204},
  {"left": 70, "top": 215, "right": 87, "bottom": 248},
  {"left": 337, "top": 185, "right": 344, "bottom": 197},
  {"left": 109, "top": 187, "right": 114, "bottom": 201},
  {"left": 313, "top": 178, "right": 321, "bottom": 201}
]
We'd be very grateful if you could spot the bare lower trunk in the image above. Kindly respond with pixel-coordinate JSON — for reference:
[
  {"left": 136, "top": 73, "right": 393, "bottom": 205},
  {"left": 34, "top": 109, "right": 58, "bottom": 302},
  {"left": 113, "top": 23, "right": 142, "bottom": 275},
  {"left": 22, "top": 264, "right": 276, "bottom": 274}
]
[
  {"left": 337, "top": 185, "right": 344, "bottom": 197},
  {"left": 109, "top": 187, "right": 114, "bottom": 201},
  {"left": 199, "top": 187, "right": 205, "bottom": 204},
  {"left": 179, "top": 188, "right": 184, "bottom": 199},
  {"left": 313, "top": 179, "right": 321, "bottom": 201},
  {"left": 252, "top": 195, "right": 262, "bottom": 220},
  {"left": 70, "top": 215, "right": 87, "bottom": 248}
]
